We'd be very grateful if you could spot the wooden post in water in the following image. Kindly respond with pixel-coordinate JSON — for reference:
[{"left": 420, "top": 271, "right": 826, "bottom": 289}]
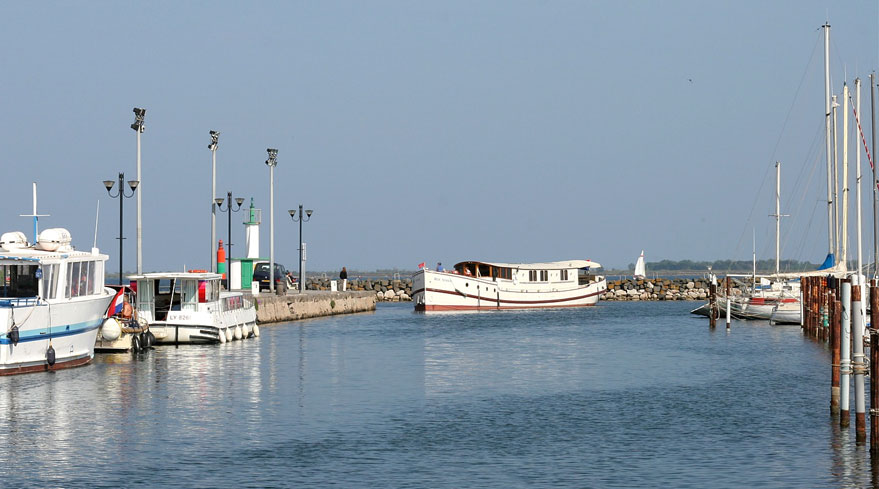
[
  {"left": 709, "top": 283, "right": 717, "bottom": 328},
  {"left": 839, "top": 279, "right": 851, "bottom": 423},
  {"left": 853, "top": 282, "right": 867, "bottom": 443},
  {"left": 871, "top": 326, "right": 879, "bottom": 453}
]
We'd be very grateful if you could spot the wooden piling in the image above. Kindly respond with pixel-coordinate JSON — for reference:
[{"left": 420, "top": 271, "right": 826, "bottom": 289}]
[
  {"left": 832, "top": 285, "right": 841, "bottom": 417},
  {"left": 709, "top": 283, "right": 717, "bottom": 328}
]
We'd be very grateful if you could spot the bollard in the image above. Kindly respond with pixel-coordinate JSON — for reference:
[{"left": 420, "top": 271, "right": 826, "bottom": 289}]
[
  {"left": 726, "top": 298, "right": 731, "bottom": 329},
  {"left": 839, "top": 280, "right": 851, "bottom": 423},
  {"left": 852, "top": 282, "right": 867, "bottom": 443}
]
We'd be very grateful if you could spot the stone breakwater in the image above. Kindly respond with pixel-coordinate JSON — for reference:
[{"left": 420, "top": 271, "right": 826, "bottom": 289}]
[
  {"left": 602, "top": 278, "right": 745, "bottom": 301},
  {"left": 250, "top": 291, "right": 376, "bottom": 323},
  {"left": 306, "top": 278, "right": 414, "bottom": 302}
]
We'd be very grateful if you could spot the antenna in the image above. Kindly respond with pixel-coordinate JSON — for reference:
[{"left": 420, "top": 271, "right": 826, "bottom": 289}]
[
  {"left": 19, "top": 182, "right": 49, "bottom": 243},
  {"left": 93, "top": 200, "right": 100, "bottom": 249}
]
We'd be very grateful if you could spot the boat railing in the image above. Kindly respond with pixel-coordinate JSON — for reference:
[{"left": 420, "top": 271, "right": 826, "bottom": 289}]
[{"left": 0, "top": 297, "right": 40, "bottom": 308}]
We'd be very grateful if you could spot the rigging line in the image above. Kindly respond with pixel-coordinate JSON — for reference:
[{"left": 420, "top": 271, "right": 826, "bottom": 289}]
[
  {"left": 846, "top": 92, "right": 877, "bottom": 187},
  {"left": 727, "top": 33, "right": 823, "bottom": 272}
]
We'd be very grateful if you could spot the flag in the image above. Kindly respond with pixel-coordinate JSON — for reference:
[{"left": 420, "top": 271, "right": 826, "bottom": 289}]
[
  {"left": 106, "top": 288, "right": 124, "bottom": 317},
  {"left": 418, "top": 262, "right": 425, "bottom": 269}
]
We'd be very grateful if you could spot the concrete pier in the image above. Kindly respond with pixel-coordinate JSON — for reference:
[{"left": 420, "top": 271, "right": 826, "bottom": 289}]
[{"left": 248, "top": 291, "right": 376, "bottom": 324}]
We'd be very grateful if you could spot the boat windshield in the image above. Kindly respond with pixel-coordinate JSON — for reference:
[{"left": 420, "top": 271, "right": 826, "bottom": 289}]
[{"left": 0, "top": 264, "right": 39, "bottom": 298}]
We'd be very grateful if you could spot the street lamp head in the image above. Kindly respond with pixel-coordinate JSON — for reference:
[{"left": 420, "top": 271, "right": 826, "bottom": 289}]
[
  {"left": 128, "top": 180, "right": 139, "bottom": 191},
  {"left": 305, "top": 209, "right": 313, "bottom": 217},
  {"left": 209, "top": 130, "right": 220, "bottom": 150},
  {"left": 235, "top": 197, "right": 245, "bottom": 207},
  {"left": 288, "top": 209, "right": 296, "bottom": 219},
  {"left": 265, "top": 148, "right": 278, "bottom": 167},
  {"left": 103, "top": 180, "right": 115, "bottom": 191},
  {"left": 215, "top": 197, "right": 225, "bottom": 207},
  {"left": 131, "top": 107, "right": 146, "bottom": 132}
]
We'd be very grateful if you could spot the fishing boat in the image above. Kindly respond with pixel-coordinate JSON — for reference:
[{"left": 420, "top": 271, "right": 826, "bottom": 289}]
[
  {"left": 633, "top": 251, "right": 646, "bottom": 280},
  {"left": 0, "top": 228, "right": 113, "bottom": 374},
  {"left": 412, "top": 259, "right": 606, "bottom": 311},
  {"left": 127, "top": 271, "right": 258, "bottom": 344}
]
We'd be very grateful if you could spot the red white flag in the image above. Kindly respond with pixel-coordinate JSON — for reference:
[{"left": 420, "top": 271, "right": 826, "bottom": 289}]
[{"left": 417, "top": 262, "right": 425, "bottom": 269}]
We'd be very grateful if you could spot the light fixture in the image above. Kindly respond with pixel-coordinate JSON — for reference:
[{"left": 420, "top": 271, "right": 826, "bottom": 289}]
[
  {"left": 215, "top": 197, "right": 225, "bottom": 206},
  {"left": 209, "top": 130, "right": 220, "bottom": 150},
  {"left": 305, "top": 209, "right": 313, "bottom": 217},
  {"left": 266, "top": 148, "right": 278, "bottom": 167},
  {"left": 103, "top": 180, "right": 115, "bottom": 191},
  {"left": 235, "top": 197, "right": 245, "bottom": 206},
  {"left": 128, "top": 180, "right": 139, "bottom": 191},
  {"left": 131, "top": 107, "right": 146, "bottom": 132},
  {"left": 288, "top": 209, "right": 296, "bottom": 218}
]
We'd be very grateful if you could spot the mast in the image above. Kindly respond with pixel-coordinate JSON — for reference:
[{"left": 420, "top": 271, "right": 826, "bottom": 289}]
[
  {"left": 19, "top": 182, "right": 48, "bottom": 243},
  {"left": 834, "top": 94, "right": 841, "bottom": 262},
  {"left": 871, "top": 73, "right": 878, "bottom": 279},
  {"left": 856, "top": 78, "right": 864, "bottom": 277},
  {"left": 770, "top": 162, "right": 788, "bottom": 276},
  {"left": 824, "top": 23, "right": 835, "bottom": 261},
  {"left": 842, "top": 84, "right": 850, "bottom": 270}
]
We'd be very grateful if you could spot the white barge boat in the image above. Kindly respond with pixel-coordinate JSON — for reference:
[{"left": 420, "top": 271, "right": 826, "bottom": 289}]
[
  {"left": 412, "top": 260, "right": 606, "bottom": 311},
  {"left": 128, "top": 272, "right": 258, "bottom": 344},
  {"left": 0, "top": 229, "right": 113, "bottom": 374}
]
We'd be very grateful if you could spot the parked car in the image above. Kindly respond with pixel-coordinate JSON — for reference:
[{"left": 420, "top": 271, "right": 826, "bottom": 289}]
[{"left": 253, "top": 262, "right": 290, "bottom": 292}]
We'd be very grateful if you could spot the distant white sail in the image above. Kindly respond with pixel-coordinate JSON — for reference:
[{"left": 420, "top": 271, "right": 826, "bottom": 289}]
[{"left": 634, "top": 250, "right": 646, "bottom": 279}]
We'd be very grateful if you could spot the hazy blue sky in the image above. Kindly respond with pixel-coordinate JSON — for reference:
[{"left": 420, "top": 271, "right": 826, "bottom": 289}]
[{"left": 1, "top": 1, "right": 878, "bottom": 273}]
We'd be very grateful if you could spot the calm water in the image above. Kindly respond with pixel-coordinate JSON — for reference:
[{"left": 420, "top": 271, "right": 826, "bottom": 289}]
[{"left": 0, "top": 301, "right": 875, "bottom": 488}]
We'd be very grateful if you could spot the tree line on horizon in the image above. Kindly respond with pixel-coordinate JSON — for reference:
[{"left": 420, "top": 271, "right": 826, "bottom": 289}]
[{"left": 619, "top": 258, "right": 823, "bottom": 273}]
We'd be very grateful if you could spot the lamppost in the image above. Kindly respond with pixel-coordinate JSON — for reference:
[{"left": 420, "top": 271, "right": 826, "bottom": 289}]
[
  {"left": 215, "top": 192, "right": 245, "bottom": 290},
  {"left": 208, "top": 130, "right": 220, "bottom": 273},
  {"left": 103, "top": 173, "right": 139, "bottom": 285},
  {"left": 265, "top": 148, "right": 278, "bottom": 294},
  {"left": 288, "top": 205, "right": 313, "bottom": 293},
  {"left": 131, "top": 107, "right": 146, "bottom": 274}
]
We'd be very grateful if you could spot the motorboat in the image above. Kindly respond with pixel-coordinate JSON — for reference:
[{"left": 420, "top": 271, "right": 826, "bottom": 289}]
[
  {"left": 128, "top": 271, "right": 258, "bottom": 344},
  {"left": 95, "top": 285, "right": 153, "bottom": 352},
  {"left": 412, "top": 259, "right": 606, "bottom": 311},
  {"left": 0, "top": 228, "right": 113, "bottom": 374}
]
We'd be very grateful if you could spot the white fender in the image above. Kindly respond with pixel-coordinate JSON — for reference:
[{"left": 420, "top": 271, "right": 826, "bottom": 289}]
[
  {"left": 218, "top": 328, "right": 226, "bottom": 343},
  {"left": 252, "top": 324, "right": 260, "bottom": 337},
  {"left": 234, "top": 325, "right": 243, "bottom": 340},
  {"left": 225, "top": 328, "right": 233, "bottom": 342},
  {"left": 101, "top": 318, "right": 122, "bottom": 341}
]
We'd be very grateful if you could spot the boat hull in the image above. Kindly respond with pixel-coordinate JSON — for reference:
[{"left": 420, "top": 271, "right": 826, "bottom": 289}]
[
  {"left": 412, "top": 269, "right": 606, "bottom": 311},
  {"left": 0, "top": 297, "right": 108, "bottom": 375}
]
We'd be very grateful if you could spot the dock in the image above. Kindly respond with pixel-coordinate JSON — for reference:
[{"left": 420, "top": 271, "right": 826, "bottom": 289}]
[{"left": 246, "top": 290, "right": 376, "bottom": 324}]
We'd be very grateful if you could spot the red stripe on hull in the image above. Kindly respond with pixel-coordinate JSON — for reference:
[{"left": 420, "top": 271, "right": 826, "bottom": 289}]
[
  {"left": 415, "top": 302, "right": 598, "bottom": 312},
  {"left": 0, "top": 354, "right": 92, "bottom": 376},
  {"left": 412, "top": 287, "right": 603, "bottom": 306}
]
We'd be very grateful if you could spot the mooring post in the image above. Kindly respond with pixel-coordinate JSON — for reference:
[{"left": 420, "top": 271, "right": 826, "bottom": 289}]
[
  {"left": 839, "top": 279, "right": 851, "bottom": 422},
  {"left": 853, "top": 282, "right": 867, "bottom": 443},
  {"left": 709, "top": 282, "right": 717, "bottom": 328},
  {"left": 725, "top": 276, "right": 731, "bottom": 329},
  {"left": 800, "top": 276, "right": 806, "bottom": 328},
  {"left": 814, "top": 278, "right": 821, "bottom": 338},
  {"left": 871, "top": 326, "right": 879, "bottom": 453}
]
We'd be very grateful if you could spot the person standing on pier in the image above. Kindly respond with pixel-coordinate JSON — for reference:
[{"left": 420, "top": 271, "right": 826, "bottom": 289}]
[{"left": 340, "top": 266, "right": 348, "bottom": 291}]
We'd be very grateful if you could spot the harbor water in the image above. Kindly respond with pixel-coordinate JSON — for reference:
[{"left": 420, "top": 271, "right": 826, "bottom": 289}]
[{"left": 0, "top": 301, "right": 874, "bottom": 487}]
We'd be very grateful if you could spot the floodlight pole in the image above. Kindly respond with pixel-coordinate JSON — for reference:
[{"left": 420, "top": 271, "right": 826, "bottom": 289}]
[
  {"left": 131, "top": 108, "right": 146, "bottom": 274},
  {"left": 209, "top": 131, "right": 220, "bottom": 273},
  {"left": 266, "top": 149, "right": 278, "bottom": 294}
]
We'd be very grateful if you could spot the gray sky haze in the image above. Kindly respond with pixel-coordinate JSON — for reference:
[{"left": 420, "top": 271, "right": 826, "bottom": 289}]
[{"left": 1, "top": 1, "right": 878, "bottom": 272}]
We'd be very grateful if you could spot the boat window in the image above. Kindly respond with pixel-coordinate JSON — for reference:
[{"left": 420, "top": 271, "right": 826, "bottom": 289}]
[
  {"left": 67, "top": 261, "right": 86, "bottom": 297},
  {"left": 478, "top": 264, "right": 490, "bottom": 277},
  {"left": 182, "top": 280, "right": 198, "bottom": 312},
  {"left": 91, "top": 260, "right": 103, "bottom": 293},
  {"left": 540, "top": 270, "right": 548, "bottom": 281},
  {"left": 136, "top": 279, "right": 154, "bottom": 316},
  {"left": 496, "top": 267, "right": 511, "bottom": 280},
  {"left": 43, "top": 264, "right": 59, "bottom": 299},
  {"left": 529, "top": 270, "right": 537, "bottom": 282},
  {"left": 0, "top": 264, "right": 39, "bottom": 298},
  {"left": 561, "top": 269, "right": 568, "bottom": 281}
]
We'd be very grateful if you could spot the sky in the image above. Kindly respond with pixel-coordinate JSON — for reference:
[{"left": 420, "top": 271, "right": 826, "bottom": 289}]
[{"left": 1, "top": 1, "right": 878, "bottom": 273}]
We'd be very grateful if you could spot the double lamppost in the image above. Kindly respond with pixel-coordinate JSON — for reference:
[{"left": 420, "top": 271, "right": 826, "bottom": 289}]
[
  {"left": 103, "top": 173, "right": 139, "bottom": 285},
  {"left": 215, "top": 192, "right": 245, "bottom": 290},
  {"left": 288, "top": 205, "right": 313, "bottom": 293}
]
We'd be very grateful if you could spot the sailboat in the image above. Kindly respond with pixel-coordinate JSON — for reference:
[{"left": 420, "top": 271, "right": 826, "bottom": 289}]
[{"left": 633, "top": 251, "right": 646, "bottom": 280}]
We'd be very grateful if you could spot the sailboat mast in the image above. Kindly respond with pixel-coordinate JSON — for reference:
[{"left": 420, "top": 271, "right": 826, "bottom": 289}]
[
  {"left": 871, "top": 73, "right": 878, "bottom": 280},
  {"left": 824, "top": 24, "right": 835, "bottom": 260},
  {"left": 833, "top": 95, "right": 841, "bottom": 262},
  {"left": 775, "top": 162, "right": 781, "bottom": 276},
  {"left": 842, "top": 84, "right": 850, "bottom": 270},
  {"left": 856, "top": 78, "right": 863, "bottom": 276}
]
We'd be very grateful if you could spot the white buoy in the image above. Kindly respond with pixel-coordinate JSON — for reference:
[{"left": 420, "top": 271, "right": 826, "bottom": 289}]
[
  {"left": 225, "top": 328, "right": 233, "bottom": 342},
  {"left": 253, "top": 324, "right": 260, "bottom": 337},
  {"left": 234, "top": 325, "right": 243, "bottom": 340},
  {"left": 218, "top": 327, "right": 226, "bottom": 344},
  {"left": 101, "top": 318, "right": 122, "bottom": 341}
]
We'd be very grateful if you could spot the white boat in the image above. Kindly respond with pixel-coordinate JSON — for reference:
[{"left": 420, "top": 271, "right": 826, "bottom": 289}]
[
  {"left": 412, "top": 259, "right": 606, "bottom": 311},
  {"left": 0, "top": 228, "right": 113, "bottom": 374},
  {"left": 770, "top": 300, "right": 802, "bottom": 325},
  {"left": 128, "top": 271, "right": 258, "bottom": 344},
  {"left": 633, "top": 251, "right": 646, "bottom": 280}
]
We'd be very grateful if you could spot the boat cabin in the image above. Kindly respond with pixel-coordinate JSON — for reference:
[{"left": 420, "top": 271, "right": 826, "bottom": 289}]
[
  {"left": 128, "top": 272, "right": 223, "bottom": 321},
  {"left": 451, "top": 260, "right": 602, "bottom": 285}
]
